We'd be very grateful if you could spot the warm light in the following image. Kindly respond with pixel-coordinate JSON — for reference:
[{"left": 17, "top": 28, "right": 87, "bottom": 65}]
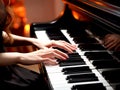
[
  {"left": 90, "top": 0, "right": 105, "bottom": 6},
  {"left": 94, "top": 1, "right": 104, "bottom": 6},
  {"left": 72, "top": 11, "right": 79, "bottom": 20},
  {"left": 24, "top": 24, "right": 30, "bottom": 36},
  {"left": 72, "top": 11, "right": 90, "bottom": 21},
  {"left": 13, "top": 6, "right": 26, "bottom": 17}
]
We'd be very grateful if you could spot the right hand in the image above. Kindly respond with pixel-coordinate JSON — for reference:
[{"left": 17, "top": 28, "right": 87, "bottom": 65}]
[
  {"left": 103, "top": 34, "right": 120, "bottom": 51},
  {"left": 19, "top": 48, "right": 69, "bottom": 66}
]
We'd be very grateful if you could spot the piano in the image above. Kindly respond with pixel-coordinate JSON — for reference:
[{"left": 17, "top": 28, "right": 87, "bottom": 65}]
[{"left": 30, "top": 0, "right": 120, "bottom": 90}]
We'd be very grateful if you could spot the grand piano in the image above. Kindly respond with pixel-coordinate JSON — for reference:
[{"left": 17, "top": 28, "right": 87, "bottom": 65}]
[{"left": 30, "top": 0, "right": 120, "bottom": 90}]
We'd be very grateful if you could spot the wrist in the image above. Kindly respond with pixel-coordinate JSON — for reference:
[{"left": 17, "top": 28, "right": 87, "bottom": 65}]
[{"left": 49, "top": 40, "right": 55, "bottom": 47}]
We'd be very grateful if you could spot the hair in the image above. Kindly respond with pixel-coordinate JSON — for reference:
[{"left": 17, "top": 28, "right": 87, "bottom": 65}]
[{"left": 0, "top": 0, "right": 14, "bottom": 43}]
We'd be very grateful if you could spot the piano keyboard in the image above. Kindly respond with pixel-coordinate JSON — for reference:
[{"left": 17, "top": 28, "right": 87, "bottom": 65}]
[{"left": 35, "top": 29, "right": 114, "bottom": 90}]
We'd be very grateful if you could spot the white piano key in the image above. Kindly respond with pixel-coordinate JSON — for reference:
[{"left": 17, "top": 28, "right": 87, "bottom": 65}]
[
  {"left": 49, "top": 72, "right": 101, "bottom": 85},
  {"left": 35, "top": 30, "right": 50, "bottom": 42},
  {"left": 45, "top": 64, "right": 90, "bottom": 73}
]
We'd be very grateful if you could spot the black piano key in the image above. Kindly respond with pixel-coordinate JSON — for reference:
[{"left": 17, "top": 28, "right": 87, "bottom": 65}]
[
  {"left": 66, "top": 57, "right": 83, "bottom": 60},
  {"left": 62, "top": 66, "right": 91, "bottom": 74},
  {"left": 85, "top": 52, "right": 113, "bottom": 60},
  {"left": 58, "top": 53, "right": 85, "bottom": 66},
  {"left": 68, "top": 53, "right": 81, "bottom": 57},
  {"left": 113, "top": 51, "right": 120, "bottom": 60},
  {"left": 50, "top": 36, "right": 68, "bottom": 40},
  {"left": 110, "top": 83, "right": 120, "bottom": 90},
  {"left": 72, "top": 83, "right": 106, "bottom": 90},
  {"left": 102, "top": 69, "right": 120, "bottom": 83},
  {"left": 67, "top": 30, "right": 88, "bottom": 37},
  {"left": 46, "top": 30, "right": 70, "bottom": 42},
  {"left": 78, "top": 43, "right": 106, "bottom": 51},
  {"left": 115, "top": 83, "right": 120, "bottom": 90},
  {"left": 59, "top": 56, "right": 85, "bottom": 66},
  {"left": 73, "top": 37, "right": 98, "bottom": 43},
  {"left": 46, "top": 30, "right": 63, "bottom": 36},
  {"left": 59, "top": 61, "right": 85, "bottom": 66},
  {"left": 53, "top": 47, "right": 68, "bottom": 53},
  {"left": 67, "top": 33, "right": 81, "bottom": 37},
  {"left": 92, "top": 59, "right": 120, "bottom": 69},
  {"left": 66, "top": 73, "right": 98, "bottom": 83}
]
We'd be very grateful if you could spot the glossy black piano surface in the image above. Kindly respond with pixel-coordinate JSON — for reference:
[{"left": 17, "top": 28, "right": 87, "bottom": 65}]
[
  {"left": 102, "top": 0, "right": 120, "bottom": 7},
  {"left": 30, "top": 0, "right": 120, "bottom": 90}
]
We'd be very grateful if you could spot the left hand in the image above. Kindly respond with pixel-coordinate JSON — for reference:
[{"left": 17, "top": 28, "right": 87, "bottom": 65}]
[{"left": 31, "top": 39, "right": 77, "bottom": 53}]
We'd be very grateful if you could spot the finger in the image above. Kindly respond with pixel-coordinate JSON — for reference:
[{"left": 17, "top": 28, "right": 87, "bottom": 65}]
[
  {"left": 65, "top": 43, "right": 77, "bottom": 51},
  {"left": 57, "top": 42, "right": 77, "bottom": 53},
  {"left": 105, "top": 41, "right": 117, "bottom": 50},
  {"left": 104, "top": 35, "right": 114, "bottom": 44},
  {"left": 114, "top": 42, "right": 120, "bottom": 51},
  {"left": 42, "top": 58, "right": 58, "bottom": 65},
  {"left": 53, "top": 49, "right": 69, "bottom": 60},
  {"left": 104, "top": 34, "right": 112, "bottom": 39},
  {"left": 58, "top": 44, "right": 74, "bottom": 53},
  {"left": 104, "top": 39, "right": 114, "bottom": 46}
]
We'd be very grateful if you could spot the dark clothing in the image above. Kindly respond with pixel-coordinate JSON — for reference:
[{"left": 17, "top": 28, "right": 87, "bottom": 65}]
[{"left": 0, "top": 65, "right": 48, "bottom": 90}]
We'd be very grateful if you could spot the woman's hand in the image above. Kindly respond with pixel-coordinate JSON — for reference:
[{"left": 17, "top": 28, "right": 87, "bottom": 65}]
[
  {"left": 103, "top": 34, "right": 120, "bottom": 51},
  {"left": 32, "top": 39, "right": 77, "bottom": 53},
  {"left": 19, "top": 48, "right": 69, "bottom": 66}
]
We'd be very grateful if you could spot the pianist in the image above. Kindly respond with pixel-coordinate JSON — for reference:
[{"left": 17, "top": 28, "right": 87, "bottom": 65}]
[
  {"left": 103, "top": 34, "right": 120, "bottom": 51},
  {"left": 0, "top": 0, "right": 77, "bottom": 89}
]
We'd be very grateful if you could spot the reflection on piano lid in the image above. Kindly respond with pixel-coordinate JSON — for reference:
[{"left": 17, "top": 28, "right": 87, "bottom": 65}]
[
  {"left": 62, "top": 0, "right": 120, "bottom": 34},
  {"left": 30, "top": 0, "right": 120, "bottom": 90},
  {"left": 102, "top": 0, "right": 120, "bottom": 7}
]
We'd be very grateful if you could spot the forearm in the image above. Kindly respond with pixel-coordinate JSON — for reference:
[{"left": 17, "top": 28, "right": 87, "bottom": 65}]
[
  {"left": 10, "top": 34, "right": 34, "bottom": 46},
  {"left": 3, "top": 31, "right": 47, "bottom": 49},
  {"left": 0, "top": 52, "right": 22, "bottom": 66},
  {"left": 3, "top": 32, "right": 36, "bottom": 46},
  {"left": 8, "top": 33, "right": 50, "bottom": 49}
]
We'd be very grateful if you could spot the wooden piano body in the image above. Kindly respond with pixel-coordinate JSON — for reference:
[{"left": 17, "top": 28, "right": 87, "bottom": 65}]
[{"left": 30, "top": 0, "right": 120, "bottom": 90}]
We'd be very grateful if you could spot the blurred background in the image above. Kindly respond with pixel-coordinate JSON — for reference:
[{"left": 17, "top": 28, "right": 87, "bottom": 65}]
[{"left": 5, "top": 0, "right": 64, "bottom": 53}]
